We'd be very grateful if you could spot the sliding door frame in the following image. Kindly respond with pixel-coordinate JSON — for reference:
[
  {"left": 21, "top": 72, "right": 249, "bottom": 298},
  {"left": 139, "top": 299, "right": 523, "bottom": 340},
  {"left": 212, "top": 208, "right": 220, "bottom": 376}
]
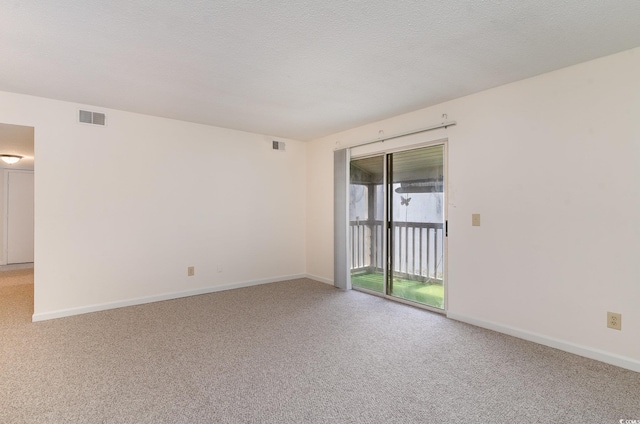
[
  {"left": 350, "top": 139, "right": 448, "bottom": 314},
  {"left": 347, "top": 152, "right": 388, "bottom": 298}
]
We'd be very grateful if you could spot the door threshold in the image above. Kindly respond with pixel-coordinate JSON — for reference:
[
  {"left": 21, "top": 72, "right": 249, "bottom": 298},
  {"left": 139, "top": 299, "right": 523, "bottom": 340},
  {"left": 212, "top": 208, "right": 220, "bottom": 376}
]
[{"left": 352, "top": 285, "right": 446, "bottom": 314}]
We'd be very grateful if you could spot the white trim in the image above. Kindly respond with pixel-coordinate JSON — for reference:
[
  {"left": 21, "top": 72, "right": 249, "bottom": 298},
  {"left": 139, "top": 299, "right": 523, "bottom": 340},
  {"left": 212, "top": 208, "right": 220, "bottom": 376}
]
[
  {"left": 447, "top": 312, "right": 640, "bottom": 373},
  {"left": 305, "top": 273, "right": 334, "bottom": 285},
  {"left": 32, "top": 273, "right": 306, "bottom": 322}
]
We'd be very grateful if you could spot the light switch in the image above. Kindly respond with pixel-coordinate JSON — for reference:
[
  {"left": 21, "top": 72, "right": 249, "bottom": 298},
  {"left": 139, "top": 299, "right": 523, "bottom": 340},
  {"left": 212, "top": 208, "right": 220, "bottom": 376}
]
[{"left": 472, "top": 214, "right": 481, "bottom": 226}]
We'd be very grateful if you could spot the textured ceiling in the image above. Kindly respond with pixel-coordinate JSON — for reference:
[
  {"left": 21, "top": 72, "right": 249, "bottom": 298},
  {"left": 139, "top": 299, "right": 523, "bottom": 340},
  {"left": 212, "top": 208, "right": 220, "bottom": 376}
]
[{"left": 2, "top": 1, "right": 640, "bottom": 141}]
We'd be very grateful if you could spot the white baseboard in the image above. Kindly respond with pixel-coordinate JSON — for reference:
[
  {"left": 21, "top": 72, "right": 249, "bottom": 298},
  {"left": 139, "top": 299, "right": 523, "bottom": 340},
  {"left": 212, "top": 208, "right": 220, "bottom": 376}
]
[
  {"left": 447, "top": 312, "right": 640, "bottom": 373},
  {"left": 0, "top": 262, "right": 34, "bottom": 271},
  {"left": 32, "top": 273, "right": 307, "bottom": 322},
  {"left": 304, "top": 273, "right": 334, "bottom": 285}
]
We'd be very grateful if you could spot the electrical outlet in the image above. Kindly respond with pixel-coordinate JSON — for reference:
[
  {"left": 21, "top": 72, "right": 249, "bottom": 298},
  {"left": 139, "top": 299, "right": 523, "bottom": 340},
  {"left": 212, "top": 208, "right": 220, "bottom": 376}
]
[
  {"left": 607, "top": 312, "right": 621, "bottom": 330},
  {"left": 187, "top": 266, "right": 195, "bottom": 277}
]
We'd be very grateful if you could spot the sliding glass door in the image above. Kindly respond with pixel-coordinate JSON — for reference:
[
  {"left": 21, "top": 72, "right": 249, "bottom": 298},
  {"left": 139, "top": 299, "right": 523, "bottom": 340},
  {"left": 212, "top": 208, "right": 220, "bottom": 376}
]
[
  {"left": 349, "top": 155, "right": 385, "bottom": 293},
  {"left": 349, "top": 144, "right": 446, "bottom": 310},
  {"left": 388, "top": 146, "right": 445, "bottom": 309}
]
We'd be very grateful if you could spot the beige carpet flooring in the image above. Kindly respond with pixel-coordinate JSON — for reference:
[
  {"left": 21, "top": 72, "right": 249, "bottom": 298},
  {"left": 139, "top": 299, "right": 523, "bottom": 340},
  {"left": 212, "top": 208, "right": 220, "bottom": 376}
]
[
  {"left": 0, "top": 267, "right": 34, "bottom": 288},
  {"left": 1, "top": 273, "right": 639, "bottom": 423}
]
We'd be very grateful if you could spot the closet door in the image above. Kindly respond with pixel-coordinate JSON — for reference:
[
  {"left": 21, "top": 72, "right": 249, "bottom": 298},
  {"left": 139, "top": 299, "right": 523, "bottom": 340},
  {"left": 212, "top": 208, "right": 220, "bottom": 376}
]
[{"left": 7, "top": 171, "right": 34, "bottom": 264}]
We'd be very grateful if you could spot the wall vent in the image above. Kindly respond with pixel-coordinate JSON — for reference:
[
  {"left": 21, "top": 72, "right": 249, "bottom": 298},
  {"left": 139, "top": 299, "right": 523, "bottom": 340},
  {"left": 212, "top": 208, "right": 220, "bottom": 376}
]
[
  {"left": 78, "top": 110, "right": 106, "bottom": 126},
  {"left": 272, "top": 140, "right": 285, "bottom": 151}
]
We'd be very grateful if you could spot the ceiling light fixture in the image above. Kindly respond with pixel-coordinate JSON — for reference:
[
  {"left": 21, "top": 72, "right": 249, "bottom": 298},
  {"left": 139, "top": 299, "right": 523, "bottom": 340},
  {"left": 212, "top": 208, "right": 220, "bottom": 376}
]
[{"left": 0, "top": 155, "right": 23, "bottom": 165}]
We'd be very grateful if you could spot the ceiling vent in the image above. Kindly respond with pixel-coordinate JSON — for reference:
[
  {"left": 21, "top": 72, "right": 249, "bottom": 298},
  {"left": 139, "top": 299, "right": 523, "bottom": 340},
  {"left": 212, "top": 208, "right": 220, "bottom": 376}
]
[
  {"left": 272, "top": 140, "right": 285, "bottom": 151},
  {"left": 78, "top": 110, "right": 106, "bottom": 126}
]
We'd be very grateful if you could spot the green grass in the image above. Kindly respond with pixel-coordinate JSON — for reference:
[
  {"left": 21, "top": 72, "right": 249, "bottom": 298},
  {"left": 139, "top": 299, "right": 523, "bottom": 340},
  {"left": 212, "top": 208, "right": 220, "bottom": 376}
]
[{"left": 351, "top": 272, "right": 444, "bottom": 309}]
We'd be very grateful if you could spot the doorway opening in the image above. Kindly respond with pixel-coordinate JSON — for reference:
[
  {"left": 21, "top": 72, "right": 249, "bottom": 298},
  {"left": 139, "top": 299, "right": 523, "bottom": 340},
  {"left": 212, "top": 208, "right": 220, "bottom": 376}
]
[{"left": 0, "top": 123, "right": 35, "bottom": 315}]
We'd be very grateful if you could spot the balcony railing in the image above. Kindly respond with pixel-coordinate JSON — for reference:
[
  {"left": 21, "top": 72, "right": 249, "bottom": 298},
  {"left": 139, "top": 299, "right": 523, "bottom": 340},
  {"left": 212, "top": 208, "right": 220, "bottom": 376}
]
[{"left": 350, "top": 220, "right": 444, "bottom": 282}]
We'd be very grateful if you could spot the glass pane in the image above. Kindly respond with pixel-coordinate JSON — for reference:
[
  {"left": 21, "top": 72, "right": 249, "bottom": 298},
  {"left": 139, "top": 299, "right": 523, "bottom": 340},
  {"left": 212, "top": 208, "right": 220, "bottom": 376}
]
[
  {"left": 389, "top": 145, "right": 445, "bottom": 308},
  {"left": 350, "top": 156, "right": 384, "bottom": 293}
]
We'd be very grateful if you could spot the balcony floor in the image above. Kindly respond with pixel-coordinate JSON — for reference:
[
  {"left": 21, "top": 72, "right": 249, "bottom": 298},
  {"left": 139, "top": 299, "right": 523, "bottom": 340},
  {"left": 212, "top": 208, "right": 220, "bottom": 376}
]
[{"left": 351, "top": 272, "right": 444, "bottom": 309}]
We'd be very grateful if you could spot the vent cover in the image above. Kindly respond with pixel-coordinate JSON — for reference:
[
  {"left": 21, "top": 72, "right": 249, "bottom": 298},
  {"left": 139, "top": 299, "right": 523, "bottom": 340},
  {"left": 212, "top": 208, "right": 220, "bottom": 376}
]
[
  {"left": 79, "top": 110, "right": 106, "bottom": 126},
  {"left": 272, "top": 140, "right": 285, "bottom": 151}
]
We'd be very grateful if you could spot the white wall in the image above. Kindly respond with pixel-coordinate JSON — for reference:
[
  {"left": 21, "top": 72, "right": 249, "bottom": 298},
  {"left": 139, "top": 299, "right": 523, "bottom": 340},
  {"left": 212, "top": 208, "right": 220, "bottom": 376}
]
[
  {"left": 307, "top": 47, "right": 640, "bottom": 370},
  {"left": 0, "top": 91, "right": 306, "bottom": 319}
]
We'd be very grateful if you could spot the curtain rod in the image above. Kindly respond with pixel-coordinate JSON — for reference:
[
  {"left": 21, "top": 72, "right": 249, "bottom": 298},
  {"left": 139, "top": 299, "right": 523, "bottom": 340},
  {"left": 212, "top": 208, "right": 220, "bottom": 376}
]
[{"left": 336, "top": 121, "right": 457, "bottom": 150}]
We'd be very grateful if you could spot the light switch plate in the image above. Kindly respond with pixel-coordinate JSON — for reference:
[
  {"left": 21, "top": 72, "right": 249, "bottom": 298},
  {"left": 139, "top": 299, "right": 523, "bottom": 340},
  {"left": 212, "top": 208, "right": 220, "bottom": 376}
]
[{"left": 472, "top": 214, "right": 481, "bottom": 226}]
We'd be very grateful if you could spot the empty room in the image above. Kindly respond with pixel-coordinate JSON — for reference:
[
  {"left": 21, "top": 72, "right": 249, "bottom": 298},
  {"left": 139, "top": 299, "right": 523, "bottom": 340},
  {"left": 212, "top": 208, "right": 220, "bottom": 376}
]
[{"left": 1, "top": 1, "right": 639, "bottom": 423}]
